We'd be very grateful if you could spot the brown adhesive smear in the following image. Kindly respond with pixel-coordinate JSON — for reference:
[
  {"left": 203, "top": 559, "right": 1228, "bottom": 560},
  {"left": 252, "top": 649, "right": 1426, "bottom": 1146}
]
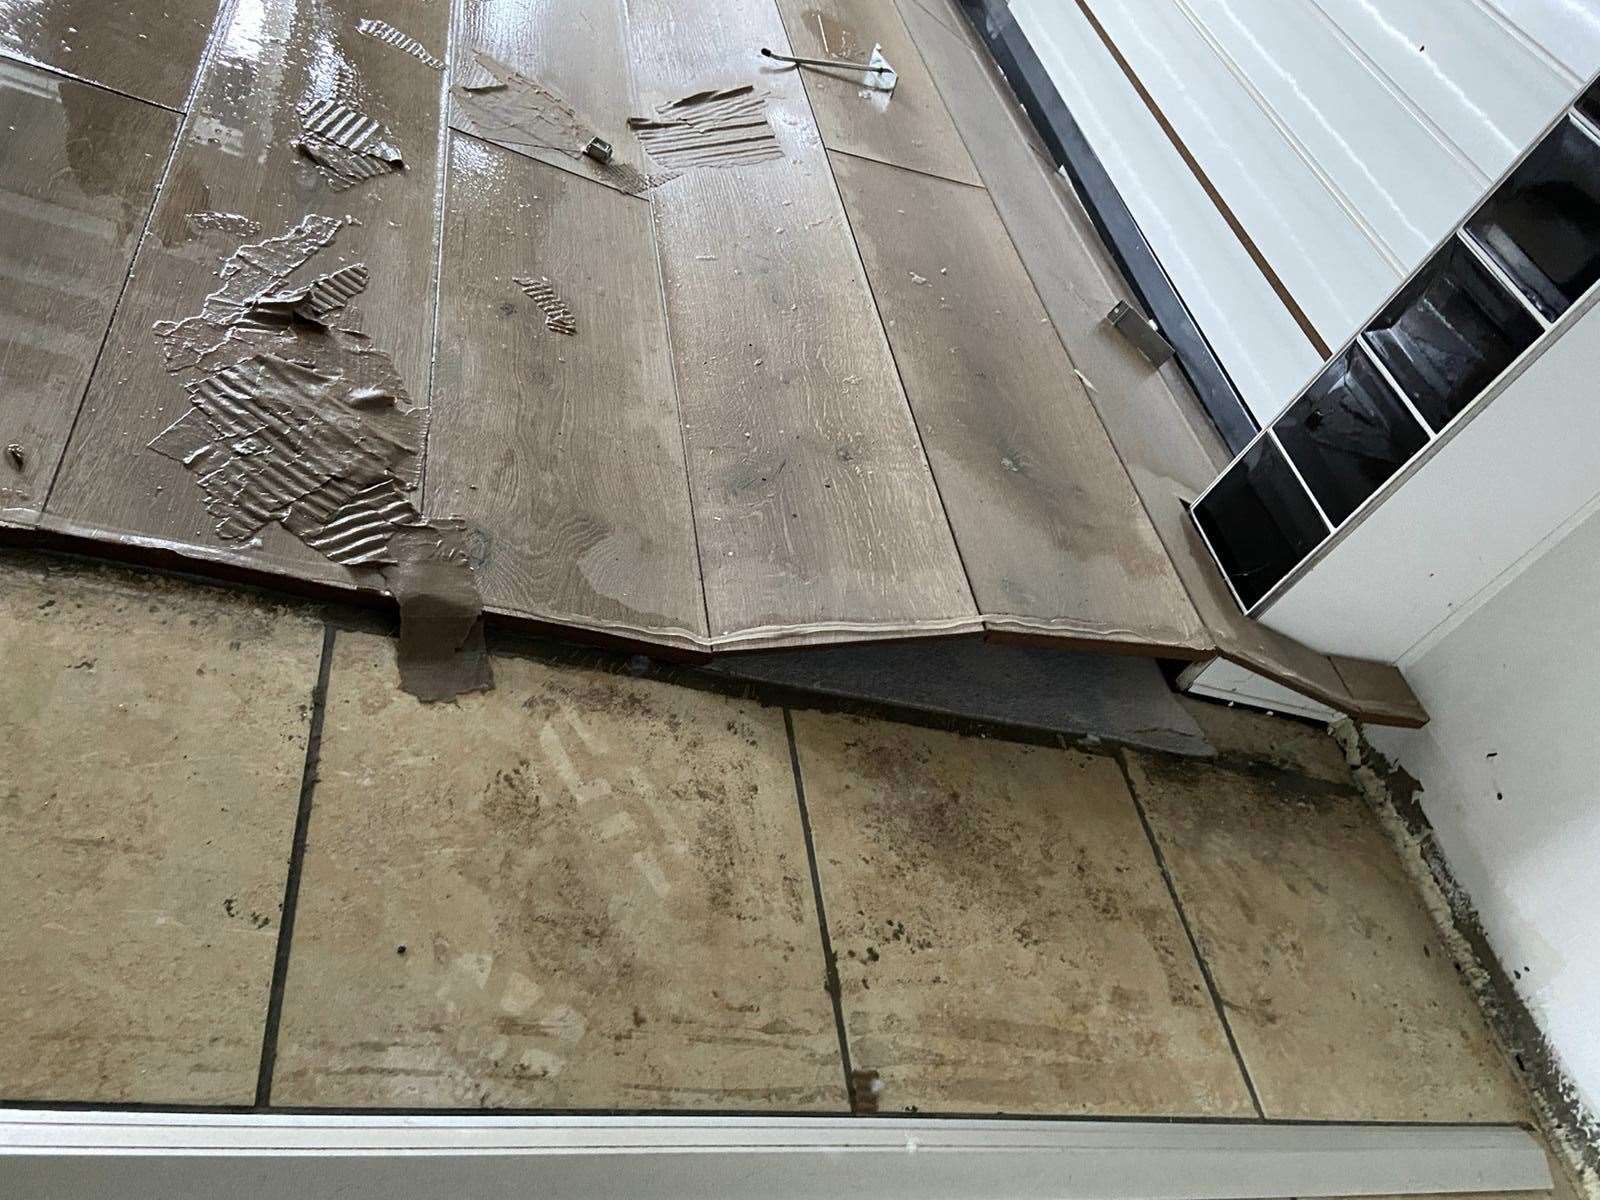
[
  {"left": 354, "top": 19, "right": 445, "bottom": 71},
  {"left": 628, "top": 84, "right": 784, "bottom": 171},
  {"left": 449, "top": 51, "right": 663, "bottom": 196},
  {"left": 148, "top": 216, "right": 492, "bottom": 702},
  {"left": 514, "top": 277, "right": 576, "bottom": 336},
  {"left": 295, "top": 99, "right": 405, "bottom": 191}
]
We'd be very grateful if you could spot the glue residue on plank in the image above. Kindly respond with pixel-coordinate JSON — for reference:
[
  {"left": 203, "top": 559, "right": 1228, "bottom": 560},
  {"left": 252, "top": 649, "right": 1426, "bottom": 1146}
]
[
  {"left": 355, "top": 19, "right": 445, "bottom": 71},
  {"left": 294, "top": 99, "right": 405, "bottom": 190},
  {"left": 146, "top": 217, "right": 491, "bottom": 702},
  {"left": 628, "top": 85, "right": 784, "bottom": 171},
  {"left": 187, "top": 212, "right": 263, "bottom": 239},
  {"left": 449, "top": 51, "right": 658, "bottom": 196},
  {"left": 514, "top": 277, "right": 576, "bottom": 336}
]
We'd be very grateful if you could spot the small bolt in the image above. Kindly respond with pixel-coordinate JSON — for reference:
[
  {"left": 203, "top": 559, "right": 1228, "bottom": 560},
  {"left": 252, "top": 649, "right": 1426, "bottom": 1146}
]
[{"left": 5, "top": 443, "right": 23, "bottom": 469}]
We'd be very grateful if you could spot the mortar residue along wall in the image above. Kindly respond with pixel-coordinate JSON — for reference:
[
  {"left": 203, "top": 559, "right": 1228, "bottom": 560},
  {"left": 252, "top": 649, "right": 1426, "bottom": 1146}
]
[{"left": 1368, "top": 499, "right": 1600, "bottom": 1125}]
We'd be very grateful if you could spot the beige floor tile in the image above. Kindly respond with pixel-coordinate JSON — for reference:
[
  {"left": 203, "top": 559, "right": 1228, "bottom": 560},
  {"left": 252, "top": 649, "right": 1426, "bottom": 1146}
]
[
  {"left": 792, "top": 710, "right": 1255, "bottom": 1116},
  {"left": 0, "top": 556, "right": 321, "bottom": 1102},
  {"left": 1126, "top": 751, "right": 1529, "bottom": 1122},
  {"left": 1177, "top": 696, "right": 1353, "bottom": 785},
  {"left": 271, "top": 632, "right": 846, "bottom": 1110}
]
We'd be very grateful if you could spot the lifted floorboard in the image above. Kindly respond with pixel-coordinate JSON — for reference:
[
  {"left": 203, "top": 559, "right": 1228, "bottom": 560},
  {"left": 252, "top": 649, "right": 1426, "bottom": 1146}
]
[{"left": 428, "top": 136, "right": 708, "bottom": 646}]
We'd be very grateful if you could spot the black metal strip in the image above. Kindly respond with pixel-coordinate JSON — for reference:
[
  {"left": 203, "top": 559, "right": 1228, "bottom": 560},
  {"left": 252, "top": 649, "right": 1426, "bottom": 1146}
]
[{"left": 954, "top": 0, "right": 1260, "bottom": 453}]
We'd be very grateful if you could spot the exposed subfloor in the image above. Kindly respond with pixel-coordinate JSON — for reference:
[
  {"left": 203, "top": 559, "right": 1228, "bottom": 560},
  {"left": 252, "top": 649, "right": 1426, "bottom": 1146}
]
[{"left": 0, "top": 549, "right": 1580, "bottom": 1196}]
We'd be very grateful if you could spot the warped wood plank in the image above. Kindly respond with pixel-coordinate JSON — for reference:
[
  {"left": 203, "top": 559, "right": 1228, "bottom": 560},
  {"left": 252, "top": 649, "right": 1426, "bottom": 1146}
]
[
  {"left": 830, "top": 149, "right": 1210, "bottom": 656},
  {"left": 623, "top": 0, "right": 978, "bottom": 646},
  {"left": 774, "top": 0, "right": 980, "bottom": 186},
  {"left": 0, "top": 0, "right": 221, "bottom": 110},
  {"left": 428, "top": 134, "right": 707, "bottom": 646},
  {"left": 43, "top": 0, "right": 448, "bottom": 587},
  {"left": 0, "top": 63, "right": 178, "bottom": 525},
  {"left": 899, "top": 0, "right": 1422, "bottom": 722},
  {"left": 451, "top": 0, "right": 650, "bottom": 196}
]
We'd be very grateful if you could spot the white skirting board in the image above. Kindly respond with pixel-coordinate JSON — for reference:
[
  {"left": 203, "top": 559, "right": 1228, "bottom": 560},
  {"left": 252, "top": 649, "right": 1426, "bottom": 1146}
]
[
  {"left": 1179, "top": 656, "right": 1341, "bottom": 723},
  {"left": 0, "top": 1110, "right": 1551, "bottom": 1199}
]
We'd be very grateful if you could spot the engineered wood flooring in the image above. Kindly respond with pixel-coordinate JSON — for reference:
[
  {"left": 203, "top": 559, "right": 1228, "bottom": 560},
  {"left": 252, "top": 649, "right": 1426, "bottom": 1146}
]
[
  {"left": 0, "top": 0, "right": 1422, "bottom": 718},
  {"left": 0, "top": 61, "right": 177, "bottom": 523}
]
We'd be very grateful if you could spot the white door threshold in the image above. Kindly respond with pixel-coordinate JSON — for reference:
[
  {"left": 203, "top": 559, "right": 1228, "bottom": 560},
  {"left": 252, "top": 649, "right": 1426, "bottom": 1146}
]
[{"left": 0, "top": 1110, "right": 1551, "bottom": 1199}]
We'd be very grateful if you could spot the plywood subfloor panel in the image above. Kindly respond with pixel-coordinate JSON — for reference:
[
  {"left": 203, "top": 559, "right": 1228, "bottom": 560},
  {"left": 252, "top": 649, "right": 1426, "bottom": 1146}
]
[
  {"left": 794, "top": 710, "right": 1255, "bottom": 1115},
  {"left": 774, "top": 0, "right": 981, "bottom": 187},
  {"left": 273, "top": 632, "right": 846, "bottom": 1109},
  {"left": 0, "top": 62, "right": 177, "bottom": 524},
  {"left": 0, "top": 0, "right": 220, "bottom": 109},
  {"left": 624, "top": 0, "right": 978, "bottom": 646},
  {"left": 0, "top": 556, "right": 320, "bottom": 1103},
  {"left": 451, "top": 0, "right": 649, "bottom": 196},
  {"left": 429, "top": 135, "right": 707, "bottom": 645},
  {"left": 831, "top": 150, "right": 1209, "bottom": 655},
  {"left": 43, "top": 0, "right": 449, "bottom": 585},
  {"left": 899, "top": 0, "right": 1423, "bottom": 721}
]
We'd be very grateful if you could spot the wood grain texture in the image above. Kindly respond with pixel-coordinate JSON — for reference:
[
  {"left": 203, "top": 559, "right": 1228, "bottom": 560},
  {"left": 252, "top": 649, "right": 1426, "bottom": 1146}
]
[
  {"left": 773, "top": 0, "right": 980, "bottom": 187},
  {"left": 0, "top": 62, "right": 177, "bottom": 525},
  {"left": 451, "top": 0, "right": 650, "bottom": 195},
  {"left": 0, "top": 0, "right": 221, "bottom": 109},
  {"left": 429, "top": 134, "right": 707, "bottom": 646},
  {"left": 898, "top": 0, "right": 1423, "bottom": 722},
  {"left": 830, "top": 150, "right": 1209, "bottom": 657},
  {"left": 624, "top": 0, "right": 977, "bottom": 644},
  {"left": 43, "top": 0, "right": 449, "bottom": 588}
]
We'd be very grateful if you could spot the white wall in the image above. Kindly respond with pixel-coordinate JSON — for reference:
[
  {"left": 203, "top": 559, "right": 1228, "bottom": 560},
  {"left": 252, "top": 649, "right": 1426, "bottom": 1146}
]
[{"left": 1368, "top": 499, "right": 1600, "bottom": 1119}]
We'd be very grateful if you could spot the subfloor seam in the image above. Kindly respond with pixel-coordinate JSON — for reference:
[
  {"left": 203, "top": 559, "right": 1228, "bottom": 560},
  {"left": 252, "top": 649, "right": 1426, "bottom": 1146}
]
[
  {"left": 254, "top": 623, "right": 337, "bottom": 1107},
  {"left": 784, "top": 708, "right": 858, "bottom": 1113},
  {"left": 1111, "top": 744, "right": 1268, "bottom": 1119}
]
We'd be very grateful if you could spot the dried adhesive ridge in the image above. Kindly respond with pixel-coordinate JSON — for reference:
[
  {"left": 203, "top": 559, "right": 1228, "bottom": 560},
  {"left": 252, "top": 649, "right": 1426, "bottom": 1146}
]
[
  {"left": 355, "top": 18, "right": 445, "bottom": 70},
  {"left": 147, "top": 219, "right": 492, "bottom": 702},
  {"left": 449, "top": 51, "right": 662, "bottom": 196},
  {"left": 628, "top": 84, "right": 784, "bottom": 170},
  {"left": 187, "top": 211, "right": 263, "bottom": 238},
  {"left": 514, "top": 276, "right": 576, "bottom": 336},
  {"left": 295, "top": 99, "right": 405, "bottom": 190}
]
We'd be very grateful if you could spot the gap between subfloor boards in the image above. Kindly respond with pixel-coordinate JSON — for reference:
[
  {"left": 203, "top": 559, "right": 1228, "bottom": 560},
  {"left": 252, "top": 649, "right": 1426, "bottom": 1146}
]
[
  {"left": 1107, "top": 743, "right": 1268, "bottom": 1119},
  {"left": 254, "top": 624, "right": 338, "bottom": 1108},
  {"left": 783, "top": 708, "right": 860, "bottom": 1113}
]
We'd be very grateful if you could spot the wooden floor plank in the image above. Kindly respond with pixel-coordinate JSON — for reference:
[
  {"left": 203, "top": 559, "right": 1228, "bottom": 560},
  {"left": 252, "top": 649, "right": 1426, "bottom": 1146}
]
[
  {"left": 623, "top": 0, "right": 978, "bottom": 645},
  {"left": 428, "top": 134, "right": 707, "bottom": 646},
  {"left": 899, "top": 0, "right": 1423, "bottom": 721},
  {"left": 0, "top": 0, "right": 221, "bottom": 110},
  {"left": 451, "top": 0, "right": 648, "bottom": 195},
  {"left": 43, "top": 0, "right": 449, "bottom": 586},
  {"left": 773, "top": 0, "right": 981, "bottom": 187},
  {"left": 830, "top": 150, "right": 1210, "bottom": 656},
  {"left": 0, "top": 62, "right": 178, "bottom": 526}
]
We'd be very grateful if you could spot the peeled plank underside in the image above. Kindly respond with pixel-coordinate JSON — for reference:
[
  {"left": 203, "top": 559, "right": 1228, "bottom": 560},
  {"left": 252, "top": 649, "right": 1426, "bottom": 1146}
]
[{"left": 0, "top": 0, "right": 1422, "bottom": 720}]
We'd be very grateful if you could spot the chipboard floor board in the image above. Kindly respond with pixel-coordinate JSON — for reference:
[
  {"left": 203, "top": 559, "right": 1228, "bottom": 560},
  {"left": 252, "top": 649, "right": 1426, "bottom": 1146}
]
[{"left": 0, "top": 0, "right": 1417, "bottom": 717}]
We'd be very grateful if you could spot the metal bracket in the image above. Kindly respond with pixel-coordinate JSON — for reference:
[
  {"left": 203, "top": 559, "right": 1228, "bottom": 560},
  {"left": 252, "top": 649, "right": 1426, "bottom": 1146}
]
[{"left": 1107, "top": 300, "right": 1174, "bottom": 367}]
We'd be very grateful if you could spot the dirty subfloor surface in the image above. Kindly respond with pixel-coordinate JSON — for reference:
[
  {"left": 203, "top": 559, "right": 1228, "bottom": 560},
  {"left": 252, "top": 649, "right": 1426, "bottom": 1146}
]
[{"left": 0, "top": 550, "right": 1580, "bottom": 1196}]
